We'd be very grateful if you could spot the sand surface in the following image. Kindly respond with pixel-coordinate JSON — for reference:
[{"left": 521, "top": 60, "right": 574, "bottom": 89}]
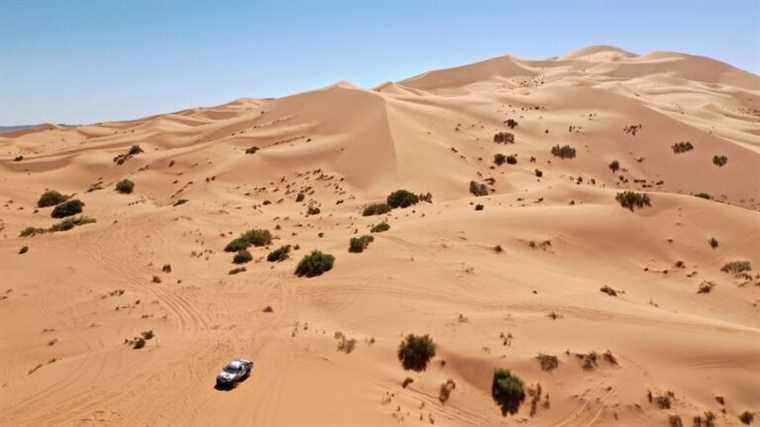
[{"left": 1, "top": 45, "right": 759, "bottom": 426}]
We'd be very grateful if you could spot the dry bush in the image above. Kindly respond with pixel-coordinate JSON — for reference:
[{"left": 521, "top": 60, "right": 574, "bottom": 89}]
[
  {"left": 536, "top": 354, "right": 558, "bottom": 371},
  {"left": 438, "top": 379, "right": 456, "bottom": 403}
]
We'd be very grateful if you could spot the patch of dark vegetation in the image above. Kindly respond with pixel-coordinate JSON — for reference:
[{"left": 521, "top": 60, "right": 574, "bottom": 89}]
[
  {"left": 387, "top": 190, "right": 419, "bottom": 209},
  {"left": 295, "top": 250, "right": 335, "bottom": 277},
  {"left": 233, "top": 249, "right": 253, "bottom": 264},
  {"left": 536, "top": 354, "right": 559, "bottom": 372},
  {"left": 475, "top": 203, "right": 484, "bottom": 211},
  {"left": 371, "top": 222, "right": 390, "bottom": 233},
  {"left": 708, "top": 237, "right": 719, "bottom": 249},
  {"left": 397, "top": 334, "right": 436, "bottom": 372},
  {"left": 229, "top": 267, "right": 246, "bottom": 275},
  {"left": 551, "top": 145, "right": 576, "bottom": 159},
  {"left": 363, "top": 203, "right": 391, "bottom": 216},
  {"left": 505, "top": 119, "right": 518, "bottom": 129},
  {"left": 13, "top": 155, "right": 24, "bottom": 162},
  {"left": 492, "top": 369, "right": 526, "bottom": 416},
  {"left": 739, "top": 411, "right": 754, "bottom": 425},
  {"left": 713, "top": 155, "right": 728, "bottom": 167},
  {"left": 615, "top": 191, "right": 651, "bottom": 211},
  {"left": 19, "top": 227, "right": 45, "bottom": 237},
  {"left": 115, "top": 179, "right": 134, "bottom": 194},
  {"left": 623, "top": 123, "right": 643, "bottom": 136},
  {"left": 113, "top": 145, "right": 143, "bottom": 165},
  {"left": 295, "top": 192, "right": 305, "bottom": 202},
  {"left": 721, "top": 260, "right": 752, "bottom": 274},
  {"left": 600, "top": 285, "right": 618, "bottom": 297},
  {"left": 49, "top": 216, "right": 96, "bottom": 232},
  {"left": 694, "top": 192, "right": 712, "bottom": 200},
  {"left": 37, "top": 190, "right": 68, "bottom": 208},
  {"left": 349, "top": 235, "right": 374, "bottom": 253},
  {"left": 671, "top": 141, "right": 694, "bottom": 153},
  {"left": 609, "top": 160, "right": 620, "bottom": 172},
  {"left": 267, "top": 245, "right": 291, "bottom": 262},
  {"left": 469, "top": 181, "right": 489, "bottom": 196},
  {"left": 245, "top": 146, "right": 259, "bottom": 154},
  {"left": 534, "top": 169, "right": 543, "bottom": 177},
  {"left": 439, "top": 379, "right": 456, "bottom": 403},
  {"left": 172, "top": 198, "right": 188, "bottom": 206},
  {"left": 307, "top": 205, "right": 321, "bottom": 216},
  {"left": 648, "top": 390, "right": 675, "bottom": 409},
  {"left": 19, "top": 246, "right": 28, "bottom": 255},
  {"left": 494, "top": 154, "right": 507, "bottom": 166},
  {"left": 224, "top": 228, "right": 272, "bottom": 252},
  {"left": 51, "top": 199, "right": 84, "bottom": 218},
  {"left": 698, "top": 281, "right": 715, "bottom": 294},
  {"left": 493, "top": 132, "right": 515, "bottom": 144}
]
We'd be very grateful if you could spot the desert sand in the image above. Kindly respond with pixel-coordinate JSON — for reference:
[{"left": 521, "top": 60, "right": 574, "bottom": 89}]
[{"left": 1, "top": 45, "right": 759, "bottom": 426}]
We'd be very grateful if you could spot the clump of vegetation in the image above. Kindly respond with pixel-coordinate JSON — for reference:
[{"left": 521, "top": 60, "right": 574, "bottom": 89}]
[
  {"left": 49, "top": 216, "right": 96, "bottom": 232},
  {"left": 37, "top": 190, "right": 68, "bottom": 208},
  {"left": 494, "top": 154, "right": 507, "bottom": 166},
  {"left": 505, "top": 119, "right": 518, "bottom": 129},
  {"left": 600, "top": 285, "right": 618, "bottom": 297},
  {"left": 173, "top": 198, "right": 188, "bottom": 206},
  {"left": 698, "top": 281, "right": 716, "bottom": 294},
  {"left": 439, "top": 379, "right": 456, "bottom": 403},
  {"left": 713, "top": 154, "right": 728, "bottom": 167},
  {"left": 671, "top": 141, "right": 694, "bottom": 153},
  {"left": 51, "top": 199, "right": 84, "bottom": 218},
  {"left": 113, "top": 145, "right": 144, "bottom": 165},
  {"left": 363, "top": 203, "right": 391, "bottom": 216},
  {"left": 115, "top": 179, "right": 134, "bottom": 194},
  {"left": 245, "top": 146, "right": 259, "bottom": 154},
  {"left": 20, "top": 226, "right": 46, "bottom": 237},
  {"left": 492, "top": 369, "right": 526, "bottom": 415},
  {"left": 334, "top": 331, "right": 357, "bottom": 354},
  {"left": 708, "top": 237, "right": 719, "bottom": 249},
  {"left": 721, "top": 260, "right": 752, "bottom": 274},
  {"left": 387, "top": 190, "right": 419, "bottom": 209},
  {"left": 469, "top": 181, "right": 489, "bottom": 196},
  {"left": 349, "top": 235, "right": 374, "bottom": 253},
  {"left": 267, "top": 245, "right": 291, "bottom": 262},
  {"left": 535, "top": 169, "right": 543, "bottom": 177},
  {"left": 536, "top": 354, "right": 559, "bottom": 372},
  {"left": 694, "top": 193, "right": 712, "bottom": 200},
  {"left": 229, "top": 267, "right": 246, "bottom": 275},
  {"left": 233, "top": 249, "right": 253, "bottom": 264},
  {"left": 493, "top": 132, "right": 515, "bottom": 144},
  {"left": 609, "top": 160, "right": 620, "bottom": 172},
  {"left": 295, "top": 250, "right": 335, "bottom": 277},
  {"left": 615, "top": 191, "right": 651, "bottom": 211},
  {"left": 224, "top": 228, "right": 272, "bottom": 252},
  {"left": 295, "top": 192, "right": 305, "bottom": 202},
  {"left": 19, "top": 246, "right": 29, "bottom": 255},
  {"left": 307, "top": 205, "right": 321, "bottom": 215},
  {"left": 551, "top": 145, "right": 576, "bottom": 159},
  {"left": 397, "top": 334, "right": 436, "bottom": 372},
  {"left": 739, "top": 411, "right": 754, "bottom": 425},
  {"left": 371, "top": 222, "right": 390, "bottom": 233}
]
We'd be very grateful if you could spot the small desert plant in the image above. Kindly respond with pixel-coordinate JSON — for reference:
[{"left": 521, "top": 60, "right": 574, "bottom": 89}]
[
  {"left": 397, "top": 334, "right": 436, "bottom": 372},
  {"left": 173, "top": 198, "right": 188, "bottom": 206},
  {"left": 708, "top": 237, "right": 719, "bottom": 249},
  {"left": 493, "top": 132, "right": 515, "bottom": 144},
  {"left": 535, "top": 169, "right": 543, "bottom": 177},
  {"left": 386, "top": 190, "right": 419, "bottom": 208},
  {"left": 469, "top": 181, "right": 489, "bottom": 196},
  {"left": 20, "top": 226, "right": 45, "bottom": 237},
  {"left": 245, "top": 146, "right": 259, "bottom": 154},
  {"left": 439, "top": 379, "right": 456, "bottom": 403},
  {"left": 307, "top": 206, "right": 320, "bottom": 215},
  {"left": 362, "top": 203, "right": 391, "bottom": 216},
  {"left": 551, "top": 145, "right": 576, "bottom": 159},
  {"left": 494, "top": 153, "right": 507, "bottom": 166},
  {"left": 506, "top": 155, "right": 517, "bottom": 165},
  {"left": 224, "top": 228, "right": 272, "bottom": 252},
  {"left": 721, "top": 260, "right": 752, "bottom": 274},
  {"left": 505, "top": 119, "right": 518, "bottom": 129},
  {"left": 536, "top": 354, "right": 559, "bottom": 372},
  {"left": 370, "top": 222, "right": 390, "bottom": 233},
  {"left": 615, "top": 191, "right": 651, "bottom": 211},
  {"left": 694, "top": 193, "right": 712, "bottom": 200},
  {"left": 295, "top": 250, "right": 335, "bottom": 277},
  {"left": 19, "top": 246, "right": 29, "bottom": 254},
  {"left": 739, "top": 411, "right": 754, "bottom": 425},
  {"left": 295, "top": 192, "right": 305, "bottom": 202},
  {"left": 37, "top": 190, "right": 68, "bottom": 208},
  {"left": 671, "top": 141, "right": 694, "bottom": 153},
  {"left": 115, "top": 179, "right": 134, "bottom": 194},
  {"left": 609, "top": 160, "right": 620, "bottom": 172},
  {"left": 349, "top": 235, "right": 374, "bottom": 253},
  {"left": 233, "top": 249, "right": 253, "bottom": 264},
  {"left": 267, "top": 245, "right": 291, "bottom": 262},
  {"left": 713, "top": 155, "right": 728, "bottom": 167},
  {"left": 51, "top": 199, "right": 84, "bottom": 218},
  {"left": 229, "top": 267, "right": 246, "bottom": 275},
  {"left": 492, "top": 369, "right": 526, "bottom": 415},
  {"left": 600, "top": 285, "right": 618, "bottom": 296},
  {"left": 128, "top": 145, "right": 143, "bottom": 155},
  {"left": 49, "top": 216, "right": 96, "bottom": 232}
]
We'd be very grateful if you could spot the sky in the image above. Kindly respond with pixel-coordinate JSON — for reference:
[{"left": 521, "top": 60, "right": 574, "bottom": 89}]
[{"left": 1, "top": 0, "right": 758, "bottom": 125}]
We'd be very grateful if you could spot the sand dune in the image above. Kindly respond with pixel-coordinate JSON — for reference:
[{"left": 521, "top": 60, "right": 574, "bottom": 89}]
[{"left": 1, "top": 45, "right": 759, "bottom": 426}]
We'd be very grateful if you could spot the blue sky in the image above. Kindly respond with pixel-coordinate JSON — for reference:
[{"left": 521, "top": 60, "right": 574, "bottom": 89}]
[{"left": 1, "top": 0, "right": 757, "bottom": 124}]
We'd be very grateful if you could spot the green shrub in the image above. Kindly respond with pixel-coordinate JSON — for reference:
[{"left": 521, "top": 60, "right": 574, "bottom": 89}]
[
  {"left": 115, "top": 179, "right": 134, "bottom": 194},
  {"left": 609, "top": 160, "right": 620, "bottom": 172},
  {"left": 721, "top": 260, "right": 752, "bottom": 274},
  {"left": 267, "top": 245, "right": 291, "bottom": 262},
  {"left": 713, "top": 155, "right": 728, "bottom": 167},
  {"left": 387, "top": 190, "right": 419, "bottom": 209},
  {"left": 225, "top": 228, "right": 272, "bottom": 252},
  {"left": 49, "top": 216, "right": 96, "bottom": 232},
  {"left": 363, "top": 203, "right": 391, "bottom": 216},
  {"left": 671, "top": 141, "right": 694, "bottom": 153},
  {"left": 51, "top": 199, "right": 84, "bottom": 218},
  {"left": 37, "top": 190, "right": 68, "bottom": 208},
  {"left": 233, "top": 249, "right": 253, "bottom": 264},
  {"left": 469, "top": 181, "right": 488, "bottom": 196},
  {"left": 397, "top": 334, "right": 436, "bottom": 372},
  {"left": 295, "top": 250, "right": 335, "bottom": 277},
  {"left": 492, "top": 369, "right": 526, "bottom": 415},
  {"left": 615, "top": 191, "right": 651, "bottom": 211},
  {"left": 371, "top": 222, "right": 390, "bottom": 233},
  {"left": 349, "top": 235, "right": 374, "bottom": 253},
  {"left": 551, "top": 145, "right": 576, "bottom": 159}
]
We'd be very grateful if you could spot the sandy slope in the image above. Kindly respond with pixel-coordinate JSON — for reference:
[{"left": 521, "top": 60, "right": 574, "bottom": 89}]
[{"left": 1, "top": 45, "right": 759, "bottom": 426}]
